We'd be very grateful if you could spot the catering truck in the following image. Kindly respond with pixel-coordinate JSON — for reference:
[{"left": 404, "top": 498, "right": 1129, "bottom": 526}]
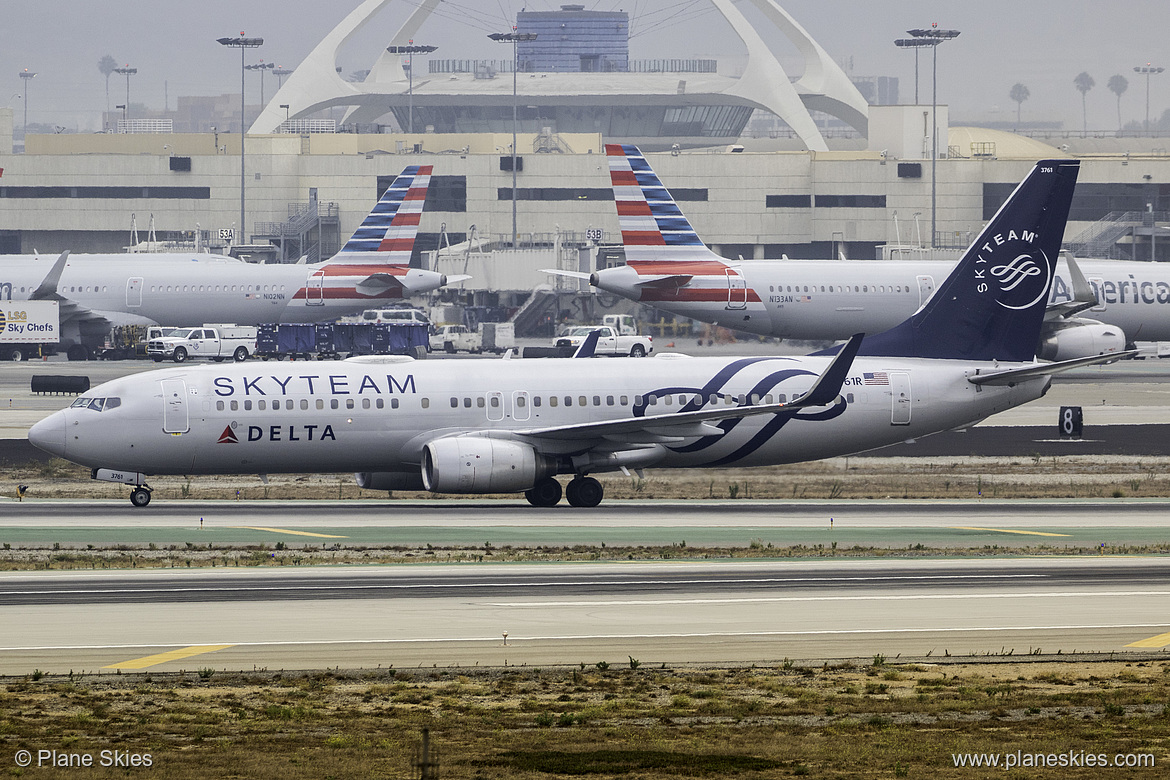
[{"left": 1, "top": 300, "right": 59, "bottom": 361}]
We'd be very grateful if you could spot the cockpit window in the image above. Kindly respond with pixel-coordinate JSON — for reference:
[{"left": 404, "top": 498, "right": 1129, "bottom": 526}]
[{"left": 69, "top": 396, "right": 121, "bottom": 412}]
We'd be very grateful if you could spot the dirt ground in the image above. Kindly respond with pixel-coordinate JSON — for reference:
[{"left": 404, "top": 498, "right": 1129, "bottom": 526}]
[{"left": 8, "top": 453, "right": 1170, "bottom": 503}]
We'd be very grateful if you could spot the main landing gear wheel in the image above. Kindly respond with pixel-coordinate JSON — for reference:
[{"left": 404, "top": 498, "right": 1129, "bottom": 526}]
[
  {"left": 565, "top": 476, "right": 603, "bottom": 508},
  {"left": 525, "top": 477, "right": 563, "bottom": 507},
  {"left": 130, "top": 487, "right": 152, "bottom": 508}
]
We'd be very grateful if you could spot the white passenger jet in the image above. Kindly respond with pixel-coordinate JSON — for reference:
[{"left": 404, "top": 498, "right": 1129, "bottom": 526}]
[
  {"left": 0, "top": 165, "right": 458, "bottom": 359},
  {"left": 29, "top": 158, "right": 1122, "bottom": 508},
  {"left": 549, "top": 144, "right": 1170, "bottom": 361}
]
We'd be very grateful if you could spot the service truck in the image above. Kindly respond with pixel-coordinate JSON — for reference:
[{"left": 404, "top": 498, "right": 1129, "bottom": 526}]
[
  {"left": 553, "top": 325, "right": 653, "bottom": 357},
  {"left": 147, "top": 325, "right": 257, "bottom": 363},
  {"left": 1, "top": 300, "right": 59, "bottom": 361},
  {"left": 430, "top": 322, "right": 516, "bottom": 354}
]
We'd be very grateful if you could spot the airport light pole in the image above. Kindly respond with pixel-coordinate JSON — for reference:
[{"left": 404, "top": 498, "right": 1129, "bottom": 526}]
[
  {"left": 1134, "top": 64, "right": 1164, "bottom": 133},
  {"left": 908, "top": 25, "right": 959, "bottom": 249},
  {"left": 217, "top": 33, "right": 263, "bottom": 245},
  {"left": 245, "top": 61, "right": 274, "bottom": 110},
  {"left": 386, "top": 41, "right": 438, "bottom": 134},
  {"left": 273, "top": 67, "right": 293, "bottom": 89},
  {"left": 18, "top": 69, "right": 35, "bottom": 143},
  {"left": 113, "top": 66, "right": 137, "bottom": 122},
  {"left": 893, "top": 38, "right": 936, "bottom": 105},
  {"left": 489, "top": 30, "right": 537, "bottom": 249}
]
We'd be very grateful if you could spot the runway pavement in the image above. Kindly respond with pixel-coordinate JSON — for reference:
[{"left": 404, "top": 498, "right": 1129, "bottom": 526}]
[{"left": 0, "top": 558, "right": 1167, "bottom": 674}]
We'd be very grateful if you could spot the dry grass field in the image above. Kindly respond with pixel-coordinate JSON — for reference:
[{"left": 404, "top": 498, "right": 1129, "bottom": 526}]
[{"left": 1, "top": 659, "right": 1167, "bottom": 778}]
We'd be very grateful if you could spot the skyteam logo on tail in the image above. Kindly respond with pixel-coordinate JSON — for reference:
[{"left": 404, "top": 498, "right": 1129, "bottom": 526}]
[{"left": 974, "top": 229, "right": 1051, "bottom": 311}]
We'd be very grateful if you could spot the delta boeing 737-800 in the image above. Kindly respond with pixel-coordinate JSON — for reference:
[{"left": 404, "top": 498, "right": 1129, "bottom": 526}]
[
  {"left": 0, "top": 165, "right": 463, "bottom": 359},
  {"left": 547, "top": 144, "right": 1170, "bottom": 362},
  {"left": 29, "top": 158, "right": 1128, "bottom": 508}
]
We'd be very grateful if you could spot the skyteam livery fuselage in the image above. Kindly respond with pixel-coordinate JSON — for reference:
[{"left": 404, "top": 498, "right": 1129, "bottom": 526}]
[
  {"left": 1, "top": 165, "right": 456, "bottom": 357},
  {"left": 31, "top": 158, "right": 1120, "bottom": 508},
  {"left": 562, "top": 144, "right": 1169, "bottom": 362}
]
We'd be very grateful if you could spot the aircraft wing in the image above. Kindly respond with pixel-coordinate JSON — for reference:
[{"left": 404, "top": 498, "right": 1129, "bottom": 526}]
[
  {"left": 967, "top": 349, "right": 1136, "bottom": 386},
  {"left": 27, "top": 251, "right": 113, "bottom": 330},
  {"left": 519, "top": 333, "right": 862, "bottom": 444},
  {"left": 540, "top": 268, "right": 694, "bottom": 289}
]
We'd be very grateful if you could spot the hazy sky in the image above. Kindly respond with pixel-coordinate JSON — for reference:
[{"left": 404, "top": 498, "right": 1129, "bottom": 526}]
[{"left": 6, "top": 0, "right": 1170, "bottom": 133}]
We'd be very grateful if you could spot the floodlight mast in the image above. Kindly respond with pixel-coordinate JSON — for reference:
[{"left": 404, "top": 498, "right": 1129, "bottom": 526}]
[
  {"left": 907, "top": 26, "right": 959, "bottom": 249},
  {"left": 386, "top": 42, "right": 438, "bottom": 134},
  {"left": 217, "top": 34, "right": 263, "bottom": 244},
  {"left": 489, "top": 30, "right": 538, "bottom": 249}
]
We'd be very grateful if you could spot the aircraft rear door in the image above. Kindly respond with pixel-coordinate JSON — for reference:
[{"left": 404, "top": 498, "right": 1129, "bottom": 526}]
[
  {"left": 126, "top": 278, "right": 143, "bottom": 308},
  {"left": 161, "top": 378, "right": 189, "bottom": 434},
  {"left": 307, "top": 269, "right": 325, "bottom": 306},
  {"left": 726, "top": 268, "right": 748, "bottom": 310},
  {"left": 890, "top": 372, "right": 911, "bottom": 425},
  {"left": 916, "top": 275, "right": 935, "bottom": 307},
  {"left": 1088, "top": 277, "right": 1106, "bottom": 311}
]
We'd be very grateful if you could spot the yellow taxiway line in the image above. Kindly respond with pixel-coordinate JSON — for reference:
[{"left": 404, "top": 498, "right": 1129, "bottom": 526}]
[
  {"left": 950, "top": 527, "right": 1071, "bottom": 537},
  {"left": 1125, "top": 631, "right": 1170, "bottom": 649},
  {"left": 104, "top": 644, "right": 234, "bottom": 670},
  {"left": 230, "top": 526, "right": 348, "bottom": 539}
]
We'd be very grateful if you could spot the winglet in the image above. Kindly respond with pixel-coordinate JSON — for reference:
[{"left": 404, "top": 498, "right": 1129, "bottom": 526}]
[
  {"left": 572, "top": 330, "right": 601, "bottom": 358},
  {"left": 30, "top": 251, "right": 70, "bottom": 300},
  {"left": 794, "top": 333, "right": 862, "bottom": 407}
]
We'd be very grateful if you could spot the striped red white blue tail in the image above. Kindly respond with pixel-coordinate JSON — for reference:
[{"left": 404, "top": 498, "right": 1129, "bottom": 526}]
[
  {"left": 606, "top": 144, "right": 719, "bottom": 262},
  {"left": 330, "top": 165, "right": 432, "bottom": 265}
]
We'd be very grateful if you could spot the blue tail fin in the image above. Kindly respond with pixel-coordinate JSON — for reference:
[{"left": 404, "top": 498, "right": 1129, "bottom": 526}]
[{"left": 858, "top": 160, "right": 1080, "bottom": 361}]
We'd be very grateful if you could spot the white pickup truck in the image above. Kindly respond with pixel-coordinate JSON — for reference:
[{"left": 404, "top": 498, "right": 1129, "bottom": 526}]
[
  {"left": 147, "top": 325, "right": 257, "bottom": 363},
  {"left": 554, "top": 325, "right": 653, "bottom": 357}
]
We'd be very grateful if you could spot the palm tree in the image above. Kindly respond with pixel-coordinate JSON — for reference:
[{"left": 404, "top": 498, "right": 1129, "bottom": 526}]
[
  {"left": 97, "top": 55, "right": 117, "bottom": 122},
  {"left": 1074, "top": 72, "right": 1095, "bottom": 134},
  {"left": 1107, "top": 74, "right": 1129, "bottom": 131},
  {"left": 1009, "top": 83, "right": 1030, "bottom": 125}
]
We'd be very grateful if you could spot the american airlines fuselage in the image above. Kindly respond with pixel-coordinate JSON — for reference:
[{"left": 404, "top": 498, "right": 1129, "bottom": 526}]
[
  {"left": 0, "top": 253, "right": 430, "bottom": 328},
  {"left": 597, "top": 258, "right": 1170, "bottom": 345}
]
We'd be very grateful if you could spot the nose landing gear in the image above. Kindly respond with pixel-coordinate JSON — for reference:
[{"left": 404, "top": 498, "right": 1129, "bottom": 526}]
[{"left": 130, "top": 486, "right": 153, "bottom": 507}]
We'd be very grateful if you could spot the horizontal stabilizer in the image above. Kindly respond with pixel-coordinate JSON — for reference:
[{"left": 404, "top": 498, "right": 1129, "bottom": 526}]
[
  {"left": 968, "top": 349, "right": 1136, "bottom": 386},
  {"left": 635, "top": 274, "right": 694, "bottom": 289}
]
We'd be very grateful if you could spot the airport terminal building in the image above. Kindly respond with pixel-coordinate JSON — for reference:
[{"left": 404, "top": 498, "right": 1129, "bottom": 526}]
[{"left": 2, "top": 1, "right": 1169, "bottom": 288}]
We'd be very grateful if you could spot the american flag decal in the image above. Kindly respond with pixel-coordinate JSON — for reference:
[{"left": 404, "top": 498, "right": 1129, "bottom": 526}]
[{"left": 863, "top": 372, "right": 890, "bottom": 385}]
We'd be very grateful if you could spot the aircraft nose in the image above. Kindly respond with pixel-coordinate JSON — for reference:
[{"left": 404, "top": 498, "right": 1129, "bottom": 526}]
[{"left": 28, "top": 411, "right": 67, "bottom": 458}]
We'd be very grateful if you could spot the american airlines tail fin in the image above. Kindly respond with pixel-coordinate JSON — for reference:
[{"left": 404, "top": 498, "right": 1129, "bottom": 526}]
[
  {"left": 856, "top": 160, "right": 1080, "bottom": 363},
  {"left": 328, "top": 164, "right": 433, "bottom": 266},
  {"left": 605, "top": 144, "right": 723, "bottom": 262}
]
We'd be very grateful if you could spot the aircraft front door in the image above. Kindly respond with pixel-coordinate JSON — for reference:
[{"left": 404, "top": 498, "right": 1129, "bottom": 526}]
[
  {"left": 890, "top": 372, "right": 911, "bottom": 425},
  {"left": 126, "top": 277, "right": 143, "bottom": 308},
  {"left": 307, "top": 269, "right": 325, "bottom": 306},
  {"left": 916, "top": 275, "right": 935, "bottom": 308},
  {"left": 726, "top": 269, "right": 748, "bottom": 310},
  {"left": 161, "top": 378, "right": 189, "bottom": 434}
]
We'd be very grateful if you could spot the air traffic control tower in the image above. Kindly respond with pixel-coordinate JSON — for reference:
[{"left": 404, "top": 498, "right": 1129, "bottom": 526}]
[{"left": 515, "top": 5, "right": 629, "bottom": 73}]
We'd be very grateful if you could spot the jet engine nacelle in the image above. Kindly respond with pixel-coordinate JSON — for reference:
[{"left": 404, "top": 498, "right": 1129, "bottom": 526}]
[
  {"left": 355, "top": 471, "right": 426, "bottom": 492},
  {"left": 1037, "top": 319, "right": 1126, "bottom": 362},
  {"left": 422, "top": 436, "right": 557, "bottom": 494}
]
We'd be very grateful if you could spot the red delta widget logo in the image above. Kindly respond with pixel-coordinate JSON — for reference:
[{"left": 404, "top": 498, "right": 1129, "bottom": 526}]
[{"left": 217, "top": 424, "right": 336, "bottom": 443}]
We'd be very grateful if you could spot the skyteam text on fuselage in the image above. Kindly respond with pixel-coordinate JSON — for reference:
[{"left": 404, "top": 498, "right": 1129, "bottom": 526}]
[
  {"left": 30, "top": 158, "right": 1124, "bottom": 508},
  {"left": 548, "top": 144, "right": 1170, "bottom": 362},
  {"left": 0, "top": 165, "right": 463, "bottom": 359}
]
